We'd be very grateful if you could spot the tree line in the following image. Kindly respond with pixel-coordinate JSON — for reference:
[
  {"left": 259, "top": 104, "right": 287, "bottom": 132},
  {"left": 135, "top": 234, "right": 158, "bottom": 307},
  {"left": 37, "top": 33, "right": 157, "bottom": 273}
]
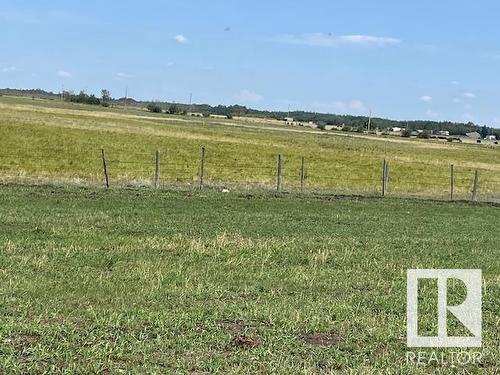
[{"left": 2, "top": 87, "right": 499, "bottom": 137}]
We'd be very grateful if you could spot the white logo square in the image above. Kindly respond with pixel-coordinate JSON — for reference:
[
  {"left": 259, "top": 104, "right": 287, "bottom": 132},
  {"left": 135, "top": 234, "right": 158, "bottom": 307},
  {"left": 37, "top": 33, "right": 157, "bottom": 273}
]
[{"left": 407, "top": 269, "right": 482, "bottom": 348}]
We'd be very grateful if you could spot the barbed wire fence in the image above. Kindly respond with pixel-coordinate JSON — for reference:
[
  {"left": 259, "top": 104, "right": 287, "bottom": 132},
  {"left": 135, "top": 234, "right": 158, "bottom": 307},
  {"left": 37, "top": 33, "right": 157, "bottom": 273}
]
[{"left": 0, "top": 146, "right": 499, "bottom": 203}]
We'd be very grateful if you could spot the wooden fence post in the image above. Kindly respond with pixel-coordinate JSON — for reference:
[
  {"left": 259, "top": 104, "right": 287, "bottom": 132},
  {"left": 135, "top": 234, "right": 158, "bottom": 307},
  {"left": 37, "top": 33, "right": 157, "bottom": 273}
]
[
  {"left": 471, "top": 170, "right": 480, "bottom": 201},
  {"left": 450, "top": 164, "right": 454, "bottom": 201},
  {"left": 276, "top": 154, "right": 283, "bottom": 193},
  {"left": 381, "top": 159, "right": 390, "bottom": 197},
  {"left": 101, "top": 148, "right": 109, "bottom": 189},
  {"left": 199, "top": 146, "right": 206, "bottom": 189},
  {"left": 381, "top": 159, "right": 386, "bottom": 197},
  {"left": 384, "top": 160, "right": 390, "bottom": 196},
  {"left": 153, "top": 150, "right": 160, "bottom": 189},
  {"left": 300, "top": 156, "right": 305, "bottom": 192}
]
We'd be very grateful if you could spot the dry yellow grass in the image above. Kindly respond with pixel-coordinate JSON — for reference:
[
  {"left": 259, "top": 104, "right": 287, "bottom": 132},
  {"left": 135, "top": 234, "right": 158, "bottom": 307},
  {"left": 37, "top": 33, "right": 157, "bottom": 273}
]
[{"left": 1, "top": 95, "right": 499, "bottom": 200}]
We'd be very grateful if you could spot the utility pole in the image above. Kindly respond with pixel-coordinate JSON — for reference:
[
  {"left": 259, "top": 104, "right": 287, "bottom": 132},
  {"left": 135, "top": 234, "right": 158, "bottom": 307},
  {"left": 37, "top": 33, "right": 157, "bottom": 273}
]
[
  {"left": 124, "top": 86, "right": 128, "bottom": 108},
  {"left": 367, "top": 109, "right": 372, "bottom": 131}
]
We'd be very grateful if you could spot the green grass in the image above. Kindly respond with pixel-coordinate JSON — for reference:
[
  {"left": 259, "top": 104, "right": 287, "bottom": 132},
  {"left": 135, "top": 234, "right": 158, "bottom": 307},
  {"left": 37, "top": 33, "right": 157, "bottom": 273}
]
[
  {"left": 1, "top": 95, "right": 500, "bottom": 201},
  {"left": 0, "top": 184, "right": 498, "bottom": 373}
]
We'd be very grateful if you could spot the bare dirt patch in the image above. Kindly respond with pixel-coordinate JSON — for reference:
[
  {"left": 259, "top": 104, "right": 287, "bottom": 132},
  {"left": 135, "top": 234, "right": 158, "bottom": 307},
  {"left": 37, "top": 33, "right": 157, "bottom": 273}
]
[{"left": 232, "top": 334, "right": 260, "bottom": 349}]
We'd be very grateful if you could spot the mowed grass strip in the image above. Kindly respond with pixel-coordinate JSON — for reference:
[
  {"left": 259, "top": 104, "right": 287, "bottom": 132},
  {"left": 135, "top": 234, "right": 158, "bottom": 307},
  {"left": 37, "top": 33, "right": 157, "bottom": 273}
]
[
  {"left": 0, "top": 185, "right": 498, "bottom": 373},
  {"left": 1, "top": 96, "right": 500, "bottom": 199}
]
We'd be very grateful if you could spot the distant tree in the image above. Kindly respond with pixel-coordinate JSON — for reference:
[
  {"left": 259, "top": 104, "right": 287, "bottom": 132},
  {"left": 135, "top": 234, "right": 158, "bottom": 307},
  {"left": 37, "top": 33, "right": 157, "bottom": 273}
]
[
  {"left": 101, "top": 89, "right": 111, "bottom": 107},
  {"left": 87, "top": 94, "right": 100, "bottom": 105},
  {"left": 77, "top": 90, "right": 86, "bottom": 102},
  {"left": 480, "top": 125, "right": 488, "bottom": 139},
  {"left": 65, "top": 90, "right": 101, "bottom": 105},
  {"left": 167, "top": 103, "right": 178, "bottom": 114},
  {"left": 147, "top": 103, "right": 162, "bottom": 113}
]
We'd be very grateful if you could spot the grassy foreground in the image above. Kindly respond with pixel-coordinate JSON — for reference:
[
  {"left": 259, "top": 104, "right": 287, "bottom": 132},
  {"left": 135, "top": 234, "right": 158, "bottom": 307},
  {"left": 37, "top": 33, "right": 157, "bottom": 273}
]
[
  {"left": 1, "top": 96, "right": 500, "bottom": 201},
  {"left": 0, "top": 185, "right": 498, "bottom": 373}
]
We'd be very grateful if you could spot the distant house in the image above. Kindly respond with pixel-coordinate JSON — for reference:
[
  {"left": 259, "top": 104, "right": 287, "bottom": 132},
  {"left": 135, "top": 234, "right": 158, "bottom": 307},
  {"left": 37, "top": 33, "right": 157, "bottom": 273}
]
[
  {"left": 209, "top": 114, "right": 228, "bottom": 119},
  {"left": 187, "top": 112, "right": 204, "bottom": 117},
  {"left": 284, "top": 117, "right": 309, "bottom": 127},
  {"left": 437, "top": 130, "right": 450, "bottom": 136},
  {"left": 465, "top": 131, "right": 481, "bottom": 139},
  {"left": 486, "top": 135, "right": 497, "bottom": 141},
  {"left": 331, "top": 125, "right": 344, "bottom": 131},
  {"left": 391, "top": 127, "right": 402, "bottom": 132}
]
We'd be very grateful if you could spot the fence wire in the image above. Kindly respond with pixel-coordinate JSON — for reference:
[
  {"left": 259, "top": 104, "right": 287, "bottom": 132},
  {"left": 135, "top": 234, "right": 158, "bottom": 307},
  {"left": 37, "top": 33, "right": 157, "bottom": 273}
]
[{"left": 0, "top": 148, "right": 499, "bottom": 202}]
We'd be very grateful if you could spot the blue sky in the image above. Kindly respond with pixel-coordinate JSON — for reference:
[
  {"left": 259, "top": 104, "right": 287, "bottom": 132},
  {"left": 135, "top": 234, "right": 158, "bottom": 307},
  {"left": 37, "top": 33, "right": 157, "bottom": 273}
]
[{"left": 1, "top": 1, "right": 500, "bottom": 126}]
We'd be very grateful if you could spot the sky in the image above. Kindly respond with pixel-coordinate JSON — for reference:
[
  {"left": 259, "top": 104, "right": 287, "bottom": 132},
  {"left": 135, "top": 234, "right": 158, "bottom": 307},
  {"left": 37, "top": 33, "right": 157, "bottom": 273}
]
[{"left": 1, "top": 0, "right": 500, "bottom": 126}]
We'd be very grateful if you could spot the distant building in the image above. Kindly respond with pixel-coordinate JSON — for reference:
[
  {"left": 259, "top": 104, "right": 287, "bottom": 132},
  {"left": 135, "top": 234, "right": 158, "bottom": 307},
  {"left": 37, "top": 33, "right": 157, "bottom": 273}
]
[
  {"left": 187, "top": 112, "right": 204, "bottom": 117},
  {"left": 209, "top": 114, "right": 228, "bottom": 119},
  {"left": 284, "top": 117, "right": 308, "bottom": 127},
  {"left": 437, "top": 130, "right": 450, "bottom": 136},
  {"left": 486, "top": 135, "right": 497, "bottom": 141},
  {"left": 465, "top": 131, "right": 481, "bottom": 139}
]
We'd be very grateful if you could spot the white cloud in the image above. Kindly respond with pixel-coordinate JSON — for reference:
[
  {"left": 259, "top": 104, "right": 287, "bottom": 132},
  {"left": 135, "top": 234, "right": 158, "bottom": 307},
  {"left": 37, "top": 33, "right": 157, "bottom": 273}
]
[
  {"left": 57, "top": 70, "right": 72, "bottom": 78},
  {"left": 464, "top": 104, "right": 472, "bottom": 110},
  {"left": 464, "top": 92, "right": 476, "bottom": 98},
  {"left": 271, "top": 33, "right": 401, "bottom": 47},
  {"left": 452, "top": 98, "right": 461, "bottom": 103},
  {"left": 1, "top": 66, "right": 19, "bottom": 73},
  {"left": 420, "top": 95, "right": 432, "bottom": 102},
  {"left": 166, "top": 62, "right": 175, "bottom": 67},
  {"left": 174, "top": 34, "right": 189, "bottom": 44},
  {"left": 237, "top": 89, "right": 263, "bottom": 102},
  {"left": 451, "top": 80, "right": 460, "bottom": 86}
]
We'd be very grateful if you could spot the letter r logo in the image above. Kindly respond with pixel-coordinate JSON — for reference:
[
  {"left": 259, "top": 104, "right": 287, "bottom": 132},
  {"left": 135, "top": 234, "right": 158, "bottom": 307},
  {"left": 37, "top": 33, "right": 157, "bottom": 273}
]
[{"left": 407, "top": 269, "right": 482, "bottom": 348}]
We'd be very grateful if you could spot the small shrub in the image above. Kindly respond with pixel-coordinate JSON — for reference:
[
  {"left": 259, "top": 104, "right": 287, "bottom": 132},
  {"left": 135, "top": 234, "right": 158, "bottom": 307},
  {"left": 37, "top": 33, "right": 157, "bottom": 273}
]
[{"left": 147, "top": 103, "right": 162, "bottom": 113}]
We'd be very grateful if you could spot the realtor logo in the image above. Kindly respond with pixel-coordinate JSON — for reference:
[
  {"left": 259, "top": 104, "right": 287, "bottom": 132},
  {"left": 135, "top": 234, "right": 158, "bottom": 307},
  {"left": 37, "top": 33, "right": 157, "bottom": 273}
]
[{"left": 407, "top": 269, "right": 482, "bottom": 347}]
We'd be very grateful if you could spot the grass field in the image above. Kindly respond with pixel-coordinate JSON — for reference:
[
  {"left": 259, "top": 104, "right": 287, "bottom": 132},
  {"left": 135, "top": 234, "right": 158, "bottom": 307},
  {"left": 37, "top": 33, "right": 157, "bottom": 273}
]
[
  {"left": 0, "top": 185, "right": 498, "bottom": 373},
  {"left": 1, "top": 95, "right": 500, "bottom": 201}
]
